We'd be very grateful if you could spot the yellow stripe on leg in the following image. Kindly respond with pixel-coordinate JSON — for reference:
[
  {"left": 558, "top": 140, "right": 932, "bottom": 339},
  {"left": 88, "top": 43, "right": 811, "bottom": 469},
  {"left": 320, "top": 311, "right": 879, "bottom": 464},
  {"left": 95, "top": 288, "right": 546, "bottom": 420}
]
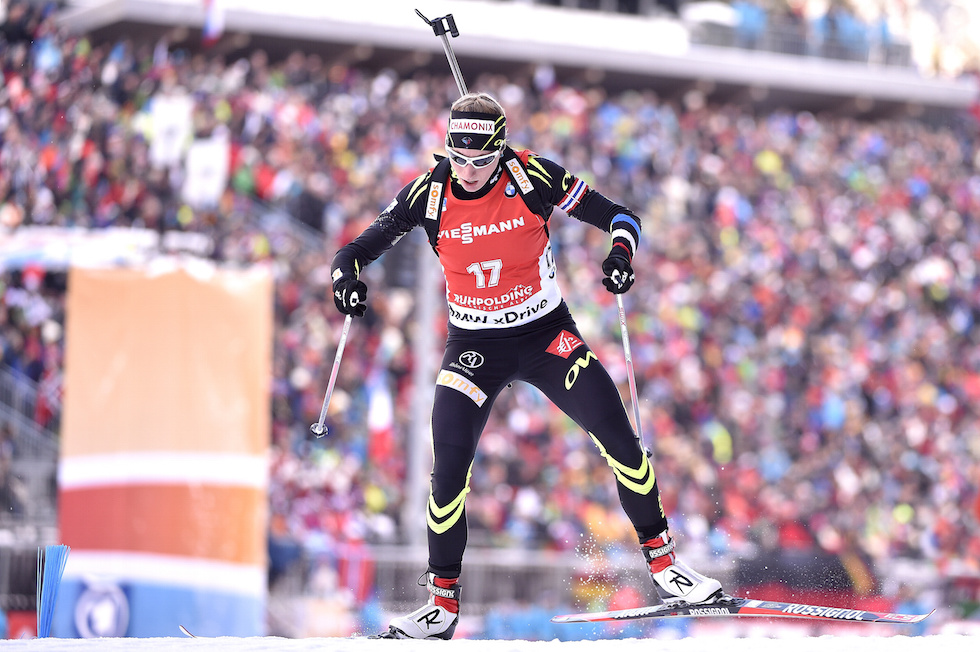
[
  {"left": 427, "top": 466, "right": 473, "bottom": 534},
  {"left": 588, "top": 432, "right": 656, "bottom": 495}
]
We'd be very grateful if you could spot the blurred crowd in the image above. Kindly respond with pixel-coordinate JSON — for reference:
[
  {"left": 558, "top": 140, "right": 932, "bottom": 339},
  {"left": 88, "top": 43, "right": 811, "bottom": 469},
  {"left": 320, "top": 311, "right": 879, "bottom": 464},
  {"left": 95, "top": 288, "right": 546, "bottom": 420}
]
[
  {"left": 723, "top": 0, "right": 980, "bottom": 75},
  {"left": 2, "top": 0, "right": 980, "bottom": 607},
  {"left": 508, "top": 0, "right": 980, "bottom": 78}
]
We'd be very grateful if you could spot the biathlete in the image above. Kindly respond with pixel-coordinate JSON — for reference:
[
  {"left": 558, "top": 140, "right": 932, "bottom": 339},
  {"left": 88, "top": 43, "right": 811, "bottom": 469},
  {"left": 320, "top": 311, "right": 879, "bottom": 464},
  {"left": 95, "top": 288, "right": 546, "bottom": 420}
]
[{"left": 331, "top": 91, "right": 723, "bottom": 639}]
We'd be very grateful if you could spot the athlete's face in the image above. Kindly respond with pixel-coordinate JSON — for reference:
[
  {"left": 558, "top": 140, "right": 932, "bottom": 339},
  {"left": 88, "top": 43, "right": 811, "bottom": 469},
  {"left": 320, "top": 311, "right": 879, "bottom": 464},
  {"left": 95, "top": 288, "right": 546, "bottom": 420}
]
[{"left": 448, "top": 146, "right": 500, "bottom": 192}]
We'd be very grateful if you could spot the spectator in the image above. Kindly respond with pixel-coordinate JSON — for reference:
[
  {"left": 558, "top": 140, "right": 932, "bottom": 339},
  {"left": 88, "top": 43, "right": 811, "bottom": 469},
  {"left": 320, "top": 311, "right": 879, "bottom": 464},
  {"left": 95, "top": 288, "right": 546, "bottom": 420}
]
[{"left": 733, "top": 0, "right": 769, "bottom": 50}]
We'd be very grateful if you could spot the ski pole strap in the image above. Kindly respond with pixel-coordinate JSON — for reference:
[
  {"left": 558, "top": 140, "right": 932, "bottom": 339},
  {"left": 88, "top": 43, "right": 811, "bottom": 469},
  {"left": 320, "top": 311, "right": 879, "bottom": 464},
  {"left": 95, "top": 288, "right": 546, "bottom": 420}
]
[{"left": 641, "top": 537, "right": 676, "bottom": 562}]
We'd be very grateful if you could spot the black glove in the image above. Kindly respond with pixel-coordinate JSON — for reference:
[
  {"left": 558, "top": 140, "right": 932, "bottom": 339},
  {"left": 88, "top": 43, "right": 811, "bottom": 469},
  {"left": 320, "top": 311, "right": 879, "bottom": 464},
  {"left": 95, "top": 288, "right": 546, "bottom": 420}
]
[
  {"left": 601, "top": 252, "right": 635, "bottom": 294},
  {"left": 333, "top": 274, "right": 368, "bottom": 317}
]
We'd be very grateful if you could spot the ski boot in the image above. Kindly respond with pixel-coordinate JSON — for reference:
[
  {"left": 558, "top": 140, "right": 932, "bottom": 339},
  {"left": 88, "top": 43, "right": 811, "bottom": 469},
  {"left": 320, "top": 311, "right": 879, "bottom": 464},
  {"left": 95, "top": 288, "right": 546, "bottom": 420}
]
[
  {"left": 642, "top": 530, "right": 724, "bottom": 604},
  {"left": 380, "top": 573, "right": 460, "bottom": 639}
]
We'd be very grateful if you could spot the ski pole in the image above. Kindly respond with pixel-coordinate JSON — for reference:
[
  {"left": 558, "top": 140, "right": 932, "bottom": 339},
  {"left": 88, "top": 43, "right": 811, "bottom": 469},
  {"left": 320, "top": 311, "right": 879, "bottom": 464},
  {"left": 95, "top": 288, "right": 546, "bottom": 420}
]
[
  {"left": 416, "top": 9, "right": 468, "bottom": 96},
  {"left": 310, "top": 313, "right": 353, "bottom": 437},
  {"left": 616, "top": 293, "right": 645, "bottom": 447}
]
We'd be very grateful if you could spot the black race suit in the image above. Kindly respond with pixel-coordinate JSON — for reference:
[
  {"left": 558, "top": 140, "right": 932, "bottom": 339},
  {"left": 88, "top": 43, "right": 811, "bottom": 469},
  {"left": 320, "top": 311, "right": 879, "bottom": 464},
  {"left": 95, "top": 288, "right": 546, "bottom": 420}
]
[{"left": 333, "top": 151, "right": 667, "bottom": 576}]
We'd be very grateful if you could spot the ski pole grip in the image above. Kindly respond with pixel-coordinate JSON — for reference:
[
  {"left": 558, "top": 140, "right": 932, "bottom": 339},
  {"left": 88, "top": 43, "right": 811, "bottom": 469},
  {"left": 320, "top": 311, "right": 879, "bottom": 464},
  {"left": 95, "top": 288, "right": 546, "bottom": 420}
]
[
  {"left": 415, "top": 9, "right": 460, "bottom": 38},
  {"left": 443, "top": 14, "right": 459, "bottom": 37}
]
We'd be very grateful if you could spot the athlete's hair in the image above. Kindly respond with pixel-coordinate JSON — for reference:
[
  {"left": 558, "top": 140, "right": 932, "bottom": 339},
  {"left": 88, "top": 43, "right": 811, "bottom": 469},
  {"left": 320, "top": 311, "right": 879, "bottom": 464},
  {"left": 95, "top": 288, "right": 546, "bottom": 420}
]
[{"left": 451, "top": 93, "right": 506, "bottom": 121}]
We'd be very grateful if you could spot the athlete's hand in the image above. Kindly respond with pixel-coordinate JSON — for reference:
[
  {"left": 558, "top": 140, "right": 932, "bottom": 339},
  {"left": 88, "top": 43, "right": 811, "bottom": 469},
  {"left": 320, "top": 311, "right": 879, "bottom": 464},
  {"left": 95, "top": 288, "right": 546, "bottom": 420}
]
[
  {"left": 332, "top": 273, "right": 368, "bottom": 317},
  {"left": 601, "top": 251, "right": 635, "bottom": 294}
]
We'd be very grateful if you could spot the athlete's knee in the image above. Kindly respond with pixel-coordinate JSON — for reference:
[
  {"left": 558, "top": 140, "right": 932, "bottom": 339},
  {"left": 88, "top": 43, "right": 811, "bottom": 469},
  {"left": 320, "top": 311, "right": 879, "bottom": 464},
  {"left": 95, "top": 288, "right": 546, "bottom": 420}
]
[
  {"left": 427, "top": 464, "right": 474, "bottom": 534},
  {"left": 589, "top": 432, "right": 656, "bottom": 495}
]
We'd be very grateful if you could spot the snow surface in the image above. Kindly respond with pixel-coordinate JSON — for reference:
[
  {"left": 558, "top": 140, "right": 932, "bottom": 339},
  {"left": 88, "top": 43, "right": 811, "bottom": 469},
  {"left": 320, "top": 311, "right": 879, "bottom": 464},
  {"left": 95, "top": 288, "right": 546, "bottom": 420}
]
[{"left": 0, "top": 634, "right": 977, "bottom": 651}]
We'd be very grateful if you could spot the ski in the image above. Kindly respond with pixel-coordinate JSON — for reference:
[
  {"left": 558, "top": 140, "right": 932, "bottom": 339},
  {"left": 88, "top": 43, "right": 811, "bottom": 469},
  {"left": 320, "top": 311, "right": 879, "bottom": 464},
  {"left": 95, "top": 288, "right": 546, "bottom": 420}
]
[
  {"left": 552, "top": 594, "right": 933, "bottom": 625},
  {"left": 178, "top": 625, "right": 196, "bottom": 637}
]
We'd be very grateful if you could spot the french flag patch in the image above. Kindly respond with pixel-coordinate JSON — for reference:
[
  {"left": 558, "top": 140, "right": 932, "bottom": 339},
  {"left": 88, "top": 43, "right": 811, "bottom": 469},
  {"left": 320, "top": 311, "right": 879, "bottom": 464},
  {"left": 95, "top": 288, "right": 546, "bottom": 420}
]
[{"left": 558, "top": 179, "right": 588, "bottom": 212}]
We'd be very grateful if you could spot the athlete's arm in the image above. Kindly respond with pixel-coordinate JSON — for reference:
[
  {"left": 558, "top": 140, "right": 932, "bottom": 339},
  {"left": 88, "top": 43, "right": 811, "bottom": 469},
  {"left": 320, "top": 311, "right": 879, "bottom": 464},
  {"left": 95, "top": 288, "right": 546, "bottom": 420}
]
[
  {"left": 527, "top": 154, "right": 641, "bottom": 295},
  {"left": 527, "top": 154, "right": 642, "bottom": 251},
  {"left": 331, "top": 172, "right": 431, "bottom": 276}
]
